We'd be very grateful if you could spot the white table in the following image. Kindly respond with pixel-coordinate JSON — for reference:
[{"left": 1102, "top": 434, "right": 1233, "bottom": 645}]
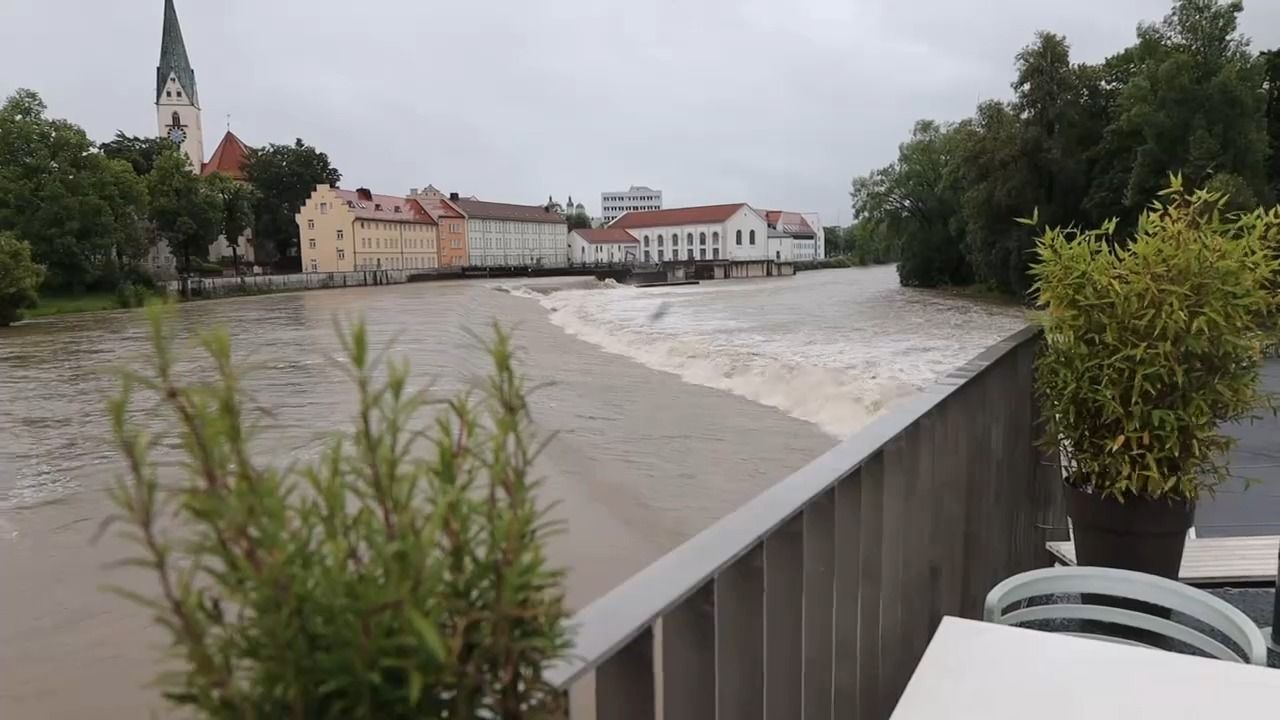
[{"left": 890, "top": 616, "right": 1280, "bottom": 719}]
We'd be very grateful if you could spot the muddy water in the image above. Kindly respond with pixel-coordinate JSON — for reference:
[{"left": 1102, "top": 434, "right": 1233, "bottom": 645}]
[{"left": 0, "top": 266, "right": 1025, "bottom": 718}]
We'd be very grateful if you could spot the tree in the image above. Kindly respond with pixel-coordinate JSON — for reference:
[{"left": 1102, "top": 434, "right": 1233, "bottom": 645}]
[
  {"left": 244, "top": 139, "right": 341, "bottom": 269},
  {"left": 206, "top": 173, "right": 256, "bottom": 272},
  {"left": 0, "top": 89, "right": 144, "bottom": 290},
  {"left": 100, "top": 132, "right": 173, "bottom": 176},
  {"left": 822, "top": 225, "right": 845, "bottom": 257},
  {"left": 0, "top": 232, "right": 44, "bottom": 326},
  {"left": 565, "top": 209, "right": 592, "bottom": 230},
  {"left": 1263, "top": 48, "right": 1280, "bottom": 201},
  {"left": 852, "top": 120, "right": 970, "bottom": 286},
  {"left": 147, "top": 152, "right": 220, "bottom": 273}
]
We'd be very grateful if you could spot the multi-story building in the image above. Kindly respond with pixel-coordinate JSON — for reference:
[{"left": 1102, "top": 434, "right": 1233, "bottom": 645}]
[
  {"left": 608, "top": 203, "right": 770, "bottom": 263},
  {"left": 409, "top": 185, "right": 468, "bottom": 267},
  {"left": 601, "top": 186, "right": 662, "bottom": 224},
  {"left": 764, "top": 211, "right": 817, "bottom": 261},
  {"left": 452, "top": 197, "right": 567, "bottom": 267},
  {"left": 296, "top": 185, "right": 438, "bottom": 273},
  {"left": 567, "top": 228, "right": 640, "bottom": 264}
]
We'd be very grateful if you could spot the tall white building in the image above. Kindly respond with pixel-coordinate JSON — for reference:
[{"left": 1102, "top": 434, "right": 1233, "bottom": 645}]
[
  {"left": 452, "top": 198, "right": 568, "bottom": 267},
  {"left": 601, "top": 186, "right": 663, "bottom": 224}
]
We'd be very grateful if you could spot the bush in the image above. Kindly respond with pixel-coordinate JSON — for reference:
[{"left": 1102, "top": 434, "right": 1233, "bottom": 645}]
[
  {"left": 0, "top": 232, "right": 45, "bottom": 326},
  {"left": 106, "top": 310, "right": 569, "bottom": 718},
  {"left": 113, "top": 282, "right": 151, "bottom": 309},
  {"left": 1031, "top": 180, "right": 1280, "bottom": 501}
]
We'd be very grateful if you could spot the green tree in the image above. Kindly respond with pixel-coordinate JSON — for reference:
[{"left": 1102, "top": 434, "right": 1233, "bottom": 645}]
[
  {"left": 206, "top": 173, "right": 256, "bottom": 271},
  {"left": 1263, "top": 48, "right": 1280, "bottom": 200},
  {"left": 0, "top": 232, "right": 44, "bottom": 326},
  {"left": 108, "top": 315, "right": 569, "bottom": 717},
  {"left": 821, "top": 225, "right": 845, "bottom": 257},
  {"left": 100, "top": 131, "right": 173, "bottom": 177},
  {"left": 566, "top": 208, "right": 592, "bottom": 230},
  {"left": 148, "top": 152, "right": 220, "bottom": 273},
  {"left": 852, "top": 120, "right": 970, "bottom": 286},
  {"left": 244, "top": 139, "right": 341, "bottom": 269},
  {"left": 0, "top": 89, "right": 144, "bottom": 290},
  {"left": 1110, "top": 0, "right": 1268, "bottom": 210}
]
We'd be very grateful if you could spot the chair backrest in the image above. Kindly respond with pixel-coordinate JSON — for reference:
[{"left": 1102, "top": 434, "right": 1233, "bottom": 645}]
[{"left": 984, "top": 566, "right": 1267, "bottom": 665}]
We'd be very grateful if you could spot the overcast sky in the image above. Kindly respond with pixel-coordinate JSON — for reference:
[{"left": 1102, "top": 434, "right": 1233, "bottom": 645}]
[{"left": 2, "top": 0, "right": 1278, "bottom": 225}]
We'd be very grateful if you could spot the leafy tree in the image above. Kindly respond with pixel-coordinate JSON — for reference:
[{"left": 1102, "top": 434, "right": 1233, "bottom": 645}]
[
  {"left": 851, "top": 120, "right": 970, "bottom": 286},
  {"left": 100, "top": 131, "right": 173, "bottom": 176},
  {"left": 566, "top": 208, "right": 592, "bottom": 230},
  {"left": 206, "top": 173, "right": 256, "bottom": 271},
  {"left": 147, "top": 152, "right": 220, "bottom": 273},
  {"left": 821, "top": 225, "right": 845, "bottom": 257},
  {"left": 0, "top": 232, "right": 44, "bottom": 326},
  {"left": 108, "top": 314, "right": 569, "bottom": 717},
  {"left": 0, "top": 89, "right": 144, "bottom": 290},
  {"left": 1263, "top": 48, "right": 1280, "bottom": 200},
  {"left": 244, "top": 139, "right": 341, "bottom": 269}
]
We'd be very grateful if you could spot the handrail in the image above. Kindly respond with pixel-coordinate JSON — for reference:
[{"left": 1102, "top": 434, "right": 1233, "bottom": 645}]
[{"left": 544, "top": 324, "right": 1042, "bottom": 689}]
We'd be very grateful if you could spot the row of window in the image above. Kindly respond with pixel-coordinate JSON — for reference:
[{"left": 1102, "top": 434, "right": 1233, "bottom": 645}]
[
  {"left": 643, "top": 248, "right": 720, "bottom": 262},
  {"left": 641, "top": 231, "right": 720, "bottom": 248},
  {"left": 603, "top": 195, "right": 659, "bottom": 204}
]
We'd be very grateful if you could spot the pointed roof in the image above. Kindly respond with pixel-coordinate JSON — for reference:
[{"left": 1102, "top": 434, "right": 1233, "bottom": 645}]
[
  {"left": 201, "top": 131, "right": 250, "bottom": 179},
  {"left": 156, "top": 0, "right": 198, "bottom": 106}
]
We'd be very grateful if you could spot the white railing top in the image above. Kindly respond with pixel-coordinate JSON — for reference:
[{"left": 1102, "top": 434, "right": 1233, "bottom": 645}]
[{"left": 543, "top": 324, "right": 1040, "bottom": 688}]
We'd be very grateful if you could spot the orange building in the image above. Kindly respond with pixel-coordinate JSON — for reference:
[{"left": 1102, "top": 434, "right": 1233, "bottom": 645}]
[{"left": 409, "top": 185, "right": 468, "bottom": 267}]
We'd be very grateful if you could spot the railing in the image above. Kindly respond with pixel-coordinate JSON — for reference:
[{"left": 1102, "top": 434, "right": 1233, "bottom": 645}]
[{"left": 546, "top": 326, "right": 1066, "bottom": 719}]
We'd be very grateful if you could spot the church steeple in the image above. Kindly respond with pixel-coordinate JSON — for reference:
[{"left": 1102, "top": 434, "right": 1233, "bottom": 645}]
[{"left": 156, "top": 0, "right": 198, "bottom": 107}]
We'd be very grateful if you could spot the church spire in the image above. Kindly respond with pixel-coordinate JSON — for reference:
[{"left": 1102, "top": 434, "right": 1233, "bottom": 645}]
[{"left": 156, "top": 0, "right": 198, "bottom": 107}]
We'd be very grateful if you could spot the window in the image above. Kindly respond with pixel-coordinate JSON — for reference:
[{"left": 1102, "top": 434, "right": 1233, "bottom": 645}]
[
  {"left": 336, "top": 229, "right": 344, "bottom": 241},
  {"left": 176, "top": 90, "right": 183, "bottom": 98},
  {"left": 310, "top": 259, "right": 318, "bottom": 272},
  {"left": 736, "top": 230, "right": 743, "bottom": 245},
  {"left": 657, "top": 236, "right": 663, "bottom": 247},
  {"left": 686, "top": 233, "right": 693, "bottom": 245},
  {"left": 700, "top": 248, "right": 707, "bottom": 260},
  {"left": 307, "top": 219, "right": 315, "bottom": 230},
  {"left": 171, "top": 111, "right": 181, "bottom": 127},
  {"left": 687, "top": 249, "right": 693, "bottom": 260},
  {"left": 643, "top": 235, "right": 650, "bottom": 246},
  {"left": 362, "top": 238, "right": 368, "bottom": 248},
  {"left": 166, "top": 90, "right": 172, "bottom": 98},
  {"left": 712, "top": 231, "right": 719, "bottom": 246},
  {"left": 319, "top": 202, "right": 328, "bottom": 215},
  {"left": 713, "top": 248, "right": 720, "bottom": 260},
  {"left": 338, "top": 248, "right": 345, "bottom": 260},
  {"left": 644, "top": 250, "right": 652, "bottom": 262},
  {"left": 699, "top": 232, "right": 706, "bottom": 246},
  {"left": 749, "top": 230, "right": 756, "bottom": 245},
  {"left": 658, "top": 249, "right": 665, "bottom": 261},
  {"left": 361, "top": 222, "right": 366, "bottom": 229},
  {"left": 376, "top": 239, "right": 381, "bottom": 249},
  {"left": 308, "top": 238, "right": 316, "bottom": 249}
]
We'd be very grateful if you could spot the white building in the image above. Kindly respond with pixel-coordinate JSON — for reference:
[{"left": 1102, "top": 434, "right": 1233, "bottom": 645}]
[
  {"left": 567, "top": 228, "right": 640, "bottom": 265},
  {"left": 601, "top": 186, "right": 663, "bottom": 224},
  {"left": 609, "top": 204, "right": 770, "bottom": 263},
  {"left": 763, "top": 210, "right": 818, "bottom": 261},
  {"left": 452, "top": 198, "right": 568, "bottom": 267}
]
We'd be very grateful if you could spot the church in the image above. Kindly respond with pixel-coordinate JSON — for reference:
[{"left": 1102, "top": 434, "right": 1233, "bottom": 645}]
[{"left": 149, "top": 0, "right": 255, "bottom": 273}]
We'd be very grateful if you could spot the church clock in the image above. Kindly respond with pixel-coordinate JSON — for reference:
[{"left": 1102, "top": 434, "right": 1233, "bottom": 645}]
[{"left": 167, "top": 125, "right": 187, "bottom": 144}]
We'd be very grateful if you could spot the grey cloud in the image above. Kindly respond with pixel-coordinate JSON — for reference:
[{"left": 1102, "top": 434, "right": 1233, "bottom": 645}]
[{"left": 2, "top": 0, "right": 1277, "bottom": 226}]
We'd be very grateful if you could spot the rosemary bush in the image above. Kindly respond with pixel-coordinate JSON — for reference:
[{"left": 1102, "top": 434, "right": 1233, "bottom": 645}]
[
  {"left": 106, "top": 309, "right": 569, "bottom": 718},
  {"left": 1031, "top": 180, "right": 1279, "bottom": 501}
]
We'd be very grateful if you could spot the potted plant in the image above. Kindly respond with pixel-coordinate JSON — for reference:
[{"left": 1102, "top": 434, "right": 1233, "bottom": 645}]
[{"left": 1030, "top": 180, "right": 1279, "bottom": 579}]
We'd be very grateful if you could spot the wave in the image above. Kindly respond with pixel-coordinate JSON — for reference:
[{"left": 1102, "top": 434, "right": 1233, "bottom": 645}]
[{"left": 524, "top": 283, "right": 921, "bottom": 438}]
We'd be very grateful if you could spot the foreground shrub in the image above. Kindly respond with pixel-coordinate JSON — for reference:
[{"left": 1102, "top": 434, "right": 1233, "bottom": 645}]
[
  {"left": 106, "top": 309, "right": 569, "bottom": 718},
  {"left": 1031, "top": 180, "right": 1279, "bottom": 501}
]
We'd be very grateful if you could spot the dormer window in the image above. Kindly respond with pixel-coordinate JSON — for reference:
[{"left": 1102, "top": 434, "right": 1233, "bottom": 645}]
[
  {"left": 394, "top": 206, "right": 401, "bottom": 213},
  {"left": 374, "top": 203, "right": 383, "bottom": 211},
  {"left": 176, "top": 90, "right": 182, "bottom": 98},
  {"left": 166, "top": 91, "right": 172, "bottom": 98}
]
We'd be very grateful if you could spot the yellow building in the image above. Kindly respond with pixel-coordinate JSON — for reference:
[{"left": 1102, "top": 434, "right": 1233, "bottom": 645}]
[{"left": 296, "top": 185, "right": 439, "bottom": 273}]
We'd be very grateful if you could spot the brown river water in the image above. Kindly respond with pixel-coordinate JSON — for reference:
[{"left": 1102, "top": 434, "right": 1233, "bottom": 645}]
[{"left": 0, "top": 266, "right": 1025, "bottom": 718}]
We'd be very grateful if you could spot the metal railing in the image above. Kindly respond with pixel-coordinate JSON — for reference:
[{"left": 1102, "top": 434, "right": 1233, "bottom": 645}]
[{"left": 545, "top": 326, "right": 1066, "bottom": 719}]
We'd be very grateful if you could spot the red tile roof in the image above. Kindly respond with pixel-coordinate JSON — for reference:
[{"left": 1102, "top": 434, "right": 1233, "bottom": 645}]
[
  {"left": 414, "top": 195, "right": 465, "bottom": 219},
  {"left": 764, "top": 210, "right": 816, "bottom": 236},
  {"left": 452, "top": 198, "right": 566, "bottom": 224},
  {"left": 609, "top": 203, "right": 747, "bottom": 229},
  {"left": 573, "top": 228, "right": 639, "bottom": 245},
  {"left": 333, "top": 188, "right": 436, "bottom": 224},
  {"left": 201, "top": 130, "right": 250, "bottom": 179}
]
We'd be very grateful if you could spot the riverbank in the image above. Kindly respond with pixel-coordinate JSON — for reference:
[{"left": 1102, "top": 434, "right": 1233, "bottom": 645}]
[{"left": 24, "top": 292, "right": 123, "bottom": 319}]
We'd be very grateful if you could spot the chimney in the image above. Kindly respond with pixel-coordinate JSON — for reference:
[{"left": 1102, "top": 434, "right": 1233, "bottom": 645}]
[
  {"left": 449, "top": 192, "right": 460, "bottom": 201},
  {"left": 356, "top": 187, "right": 373, "bottom": 201}
]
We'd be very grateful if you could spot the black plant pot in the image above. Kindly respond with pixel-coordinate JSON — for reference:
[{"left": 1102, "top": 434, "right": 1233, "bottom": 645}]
[{"left": 1064, "top": 480, "right": 1195, "bottom": 581}]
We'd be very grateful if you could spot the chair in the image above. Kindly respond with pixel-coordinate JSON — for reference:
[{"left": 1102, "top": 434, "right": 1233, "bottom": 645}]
[{"left": 984, "top": 566, "right": 1267, "bottom": 665}]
